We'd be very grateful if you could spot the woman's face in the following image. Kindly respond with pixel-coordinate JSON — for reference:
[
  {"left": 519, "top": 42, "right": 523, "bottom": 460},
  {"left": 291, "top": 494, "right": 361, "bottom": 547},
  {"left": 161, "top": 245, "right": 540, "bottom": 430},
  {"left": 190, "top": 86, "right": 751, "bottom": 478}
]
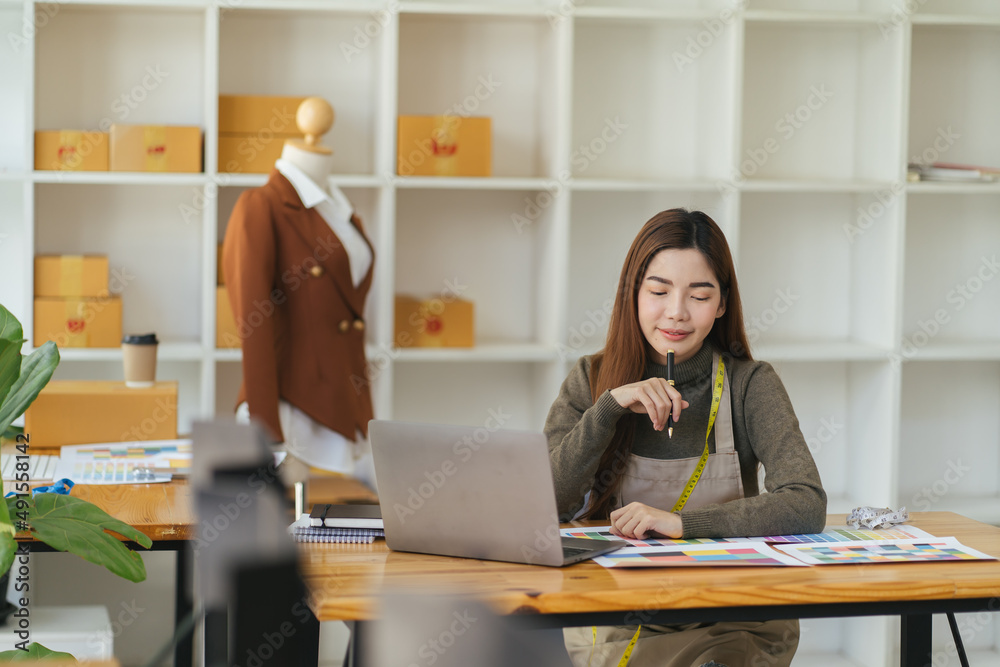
[{"left": 636, "top": 248, "right": 726, "bottom": 364}]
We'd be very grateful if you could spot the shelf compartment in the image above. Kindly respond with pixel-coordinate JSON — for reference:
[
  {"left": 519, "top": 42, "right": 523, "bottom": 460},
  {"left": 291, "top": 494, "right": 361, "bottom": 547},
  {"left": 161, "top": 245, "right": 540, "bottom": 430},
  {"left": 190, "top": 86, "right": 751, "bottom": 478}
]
[
  {"left": 899, "top": 362, "right": 1000, "bottom": 526},
  {"left": 391, "top": 361, "right": 554, "bottom": 431},
  {"left": 35, "top": 5, "right": 205, "bottom": 131},
  {"left": 32, "top": 171, "right": 208, "bottom": 186},
  {"left": 744, "top": 0, "right": 895, "bottom": 13},
  {"left": 394, "top": 188, "right": 558, "bottom": 347},
  {"left": 50, "top": 359, "right": 204, "bottom": 436},
  {"left": 392, "top": 343, "right": 556, "bottom": 362},
  {"left": 902, "top": 193, "right": 1000, "bottom": 349},
  {"left": 739, "top": 192, "right": 900, "bottom": 350},
  {"left": 0, "top": 181, "right": 28, "bottom": 334},
  {"left": 397, "top": 13, "right": 558, "bottom": 179},
  {"left": 219, "top": 8, "right": 385, "bottom": 177},
  {"left": 34, "top": 183, "right": 205, "bottom": 343},
  {"left": 572, "top": 16, "right": 736, "bottom": 182},
  {"left": 0, "top": 5, "right": 27, "bottom": 171},
  {"left": 741, "top": 21, "right": 903, "bottom": 182},
  {"left": 909, "top": 25, "right": 1000, "bottom": 174},
  {"left": 915, "top": 0, "right": 1000, "bottom": 18},
  {"left": 566, "top": 190, "right": 732, "bottom": 358},
  {"left": 50, "top": 341, "right": 203, "bottom": 362},
  {"left": 753, "top": 340, "right": 890, "bottom": 362},
  {"left": 771, "top": 360, "right": 897, "bottom": 510}
]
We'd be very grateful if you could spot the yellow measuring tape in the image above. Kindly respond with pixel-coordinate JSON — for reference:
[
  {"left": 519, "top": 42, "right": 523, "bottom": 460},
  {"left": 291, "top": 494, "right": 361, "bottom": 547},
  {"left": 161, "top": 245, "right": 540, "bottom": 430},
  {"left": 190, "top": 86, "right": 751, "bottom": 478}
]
[
  {"left": 588, "top": 625, "right": 642, "bottom": 667},
  {"left": 670, "top": 357, "right": 725, "bottom": 513}
]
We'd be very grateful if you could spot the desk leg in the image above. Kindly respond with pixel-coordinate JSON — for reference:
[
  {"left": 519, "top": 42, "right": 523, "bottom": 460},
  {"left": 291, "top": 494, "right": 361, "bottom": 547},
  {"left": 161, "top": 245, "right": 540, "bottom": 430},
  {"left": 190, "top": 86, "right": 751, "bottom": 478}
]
[
  {"left": 175, "top": 547, "right": 193, "bottom": 667},
  {"left": 901, "top": 614, "right": 933, "bottom": 667},
  {"left": 343, "top": 621, "right": 364, "bottom": 667}
]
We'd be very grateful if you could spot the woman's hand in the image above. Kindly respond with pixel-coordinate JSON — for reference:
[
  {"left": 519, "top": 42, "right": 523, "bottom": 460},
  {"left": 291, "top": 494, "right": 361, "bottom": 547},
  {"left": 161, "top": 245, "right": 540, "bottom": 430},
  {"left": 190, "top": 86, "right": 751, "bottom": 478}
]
[
  {"left": 609, "top": 378, "right": 688, "bottom": 431},
  {"left": 609, "top": 502, "right": 683, "bottom": 539}
]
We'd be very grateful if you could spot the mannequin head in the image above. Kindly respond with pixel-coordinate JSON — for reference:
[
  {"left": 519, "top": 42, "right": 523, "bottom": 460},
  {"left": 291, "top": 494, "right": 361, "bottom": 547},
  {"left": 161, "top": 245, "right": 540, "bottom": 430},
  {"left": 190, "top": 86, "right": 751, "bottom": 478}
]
[{"left": 280, "top": 97, "right": 335, "bottom": 185}]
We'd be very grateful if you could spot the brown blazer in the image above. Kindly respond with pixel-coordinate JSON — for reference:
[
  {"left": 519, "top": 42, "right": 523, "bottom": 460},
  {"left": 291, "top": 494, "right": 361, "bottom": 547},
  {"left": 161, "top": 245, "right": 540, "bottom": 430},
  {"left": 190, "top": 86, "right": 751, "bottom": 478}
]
[{"left": 222, "top": 170, "right": 375, "bottom": 443}]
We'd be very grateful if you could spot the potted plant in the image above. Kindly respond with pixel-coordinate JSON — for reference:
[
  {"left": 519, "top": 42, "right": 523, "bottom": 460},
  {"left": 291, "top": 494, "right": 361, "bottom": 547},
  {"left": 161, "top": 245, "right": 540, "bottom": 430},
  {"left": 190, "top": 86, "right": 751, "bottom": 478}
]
[{"left": 0, "top": 303, "right": 152, "bottom": 658}]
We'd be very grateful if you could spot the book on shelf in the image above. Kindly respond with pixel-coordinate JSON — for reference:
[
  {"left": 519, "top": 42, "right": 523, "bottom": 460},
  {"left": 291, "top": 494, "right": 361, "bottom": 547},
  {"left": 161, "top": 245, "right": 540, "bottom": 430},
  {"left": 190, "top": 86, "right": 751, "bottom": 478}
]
[
  {"left": 309, "top": 503, "right": 383, "bottom": 529},
  {"left": 908, "top": 161, "right": 999, "bottom": 183}
]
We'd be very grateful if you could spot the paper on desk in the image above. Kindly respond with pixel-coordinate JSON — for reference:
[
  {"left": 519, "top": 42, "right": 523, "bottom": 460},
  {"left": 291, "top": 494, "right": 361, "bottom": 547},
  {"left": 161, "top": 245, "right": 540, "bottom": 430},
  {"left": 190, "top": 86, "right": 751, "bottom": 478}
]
[
  {"left": 593, "top": 541, "right": 809, "bottom": 568},
  {"left": 52, "top": 439, "right": 192, "bottom": 484},
  {"left": 560, "top": 526, "right": 753, "bottom": 548},
  {"left": 774, "top": 537, "right": 997, "bottom": 566}
]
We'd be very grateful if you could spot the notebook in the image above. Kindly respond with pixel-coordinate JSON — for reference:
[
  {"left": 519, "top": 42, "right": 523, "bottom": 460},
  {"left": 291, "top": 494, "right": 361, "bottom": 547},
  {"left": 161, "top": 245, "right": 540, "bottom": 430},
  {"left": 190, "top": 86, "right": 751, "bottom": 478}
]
[
  {"left": 368, "top": 419, "right": 625, "bottom": 567},
  {"left": 309, "top": 503, "right": 383, "bottom": 529}
]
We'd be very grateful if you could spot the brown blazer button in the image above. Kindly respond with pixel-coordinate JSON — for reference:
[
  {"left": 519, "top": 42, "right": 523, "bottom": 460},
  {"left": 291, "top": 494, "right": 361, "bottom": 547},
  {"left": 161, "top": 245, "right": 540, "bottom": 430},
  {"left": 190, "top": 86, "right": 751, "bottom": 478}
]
[
  {"left": 309, "top": 265, "right": 324, "bottom": 278},
  {"left": 339, "top": 320, "right": 350, "bottom": 333},
  {"left": 353, "top": 319, "right": 365, "bottom": 331}
]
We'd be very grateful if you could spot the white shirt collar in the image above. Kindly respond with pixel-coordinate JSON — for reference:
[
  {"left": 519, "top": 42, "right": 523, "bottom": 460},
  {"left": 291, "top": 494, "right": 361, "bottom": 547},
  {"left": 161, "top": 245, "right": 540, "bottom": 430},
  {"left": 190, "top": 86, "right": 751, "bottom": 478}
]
[{"left": 275, "top": 158, "right": 353, "bottom": 222}]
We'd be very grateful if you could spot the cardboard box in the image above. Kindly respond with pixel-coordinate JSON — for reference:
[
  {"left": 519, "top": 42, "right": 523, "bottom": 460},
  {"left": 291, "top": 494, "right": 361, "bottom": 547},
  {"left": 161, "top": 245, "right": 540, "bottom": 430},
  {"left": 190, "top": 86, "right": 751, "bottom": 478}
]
[
  {"left": 218, "top": 95, "right": 307, "bottom": 135},
  {"left": 25, "top": 381, "right": 178, "bottom": 447},
  {"left": 394, "top": 295, "right": 474, "bottom": 348},
  {"left": 218, "top": 134, "right": 288, "bottom": 174},
  {"left": 218, "top": 95, "right": 306, "bottom": 174},
  {"left": 34, "top": 131, "right": 109, "bottom": 171},
  {"left": 34, "top": 296, "right": 122, "bottom": 348},
  {"left": 216, "top": 286, "right": 239, "bottom": 348},
  {"left": 397, "top": 116, "right": 491, "bottom": 177},
  {"left": 109, "top": 124, "right": 202, "bottom": 173},
  {"left": 34, "top": 255, "right": 109, "bottom": 298}
]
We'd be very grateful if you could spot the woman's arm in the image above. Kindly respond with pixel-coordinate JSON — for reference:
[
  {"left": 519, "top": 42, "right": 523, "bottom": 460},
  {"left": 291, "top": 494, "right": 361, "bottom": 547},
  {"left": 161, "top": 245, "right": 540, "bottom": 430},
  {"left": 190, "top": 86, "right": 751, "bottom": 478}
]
[
  {"left": 544, "top": 357, "right": 630, "bottom": 520},
  {"left": 679, "top": 361, "right": 828, "bottom": 538}
]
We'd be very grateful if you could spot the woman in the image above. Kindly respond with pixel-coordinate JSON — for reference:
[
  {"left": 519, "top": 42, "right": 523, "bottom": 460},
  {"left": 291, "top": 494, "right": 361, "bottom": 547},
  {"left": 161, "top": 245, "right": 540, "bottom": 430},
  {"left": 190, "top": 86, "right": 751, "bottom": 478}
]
[{"left": 545, "top": 208, "right": 826, "bottom": 667}]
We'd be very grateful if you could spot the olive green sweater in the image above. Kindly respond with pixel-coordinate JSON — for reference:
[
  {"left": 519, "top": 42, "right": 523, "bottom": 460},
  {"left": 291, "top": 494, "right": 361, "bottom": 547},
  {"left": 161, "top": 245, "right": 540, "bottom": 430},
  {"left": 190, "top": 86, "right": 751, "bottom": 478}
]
[{"left": 544, "top": 343, "right": 827, "bottom": 538}]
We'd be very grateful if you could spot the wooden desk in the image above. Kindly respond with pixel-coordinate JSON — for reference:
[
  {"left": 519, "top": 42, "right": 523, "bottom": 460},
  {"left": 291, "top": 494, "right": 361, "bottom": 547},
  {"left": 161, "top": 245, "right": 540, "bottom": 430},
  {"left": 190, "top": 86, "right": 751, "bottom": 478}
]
[{"left": 298, "top": 512, "right": 1000, "bottom": 667}]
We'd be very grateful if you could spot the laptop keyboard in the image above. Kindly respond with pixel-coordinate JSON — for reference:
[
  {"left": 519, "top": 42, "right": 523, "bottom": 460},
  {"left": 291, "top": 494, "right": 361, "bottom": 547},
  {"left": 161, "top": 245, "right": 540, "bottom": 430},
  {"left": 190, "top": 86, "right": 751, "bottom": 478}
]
[{"left": 562, "top": 545, "right": 591, "bottom": 558}]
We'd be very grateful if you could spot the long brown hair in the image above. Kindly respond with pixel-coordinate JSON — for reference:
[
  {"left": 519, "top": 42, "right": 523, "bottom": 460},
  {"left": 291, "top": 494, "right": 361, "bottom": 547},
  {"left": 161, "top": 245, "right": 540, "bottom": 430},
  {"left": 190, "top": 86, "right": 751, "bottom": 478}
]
[{"left": 583, "top": 208, "right": 752, "bottom": 519}]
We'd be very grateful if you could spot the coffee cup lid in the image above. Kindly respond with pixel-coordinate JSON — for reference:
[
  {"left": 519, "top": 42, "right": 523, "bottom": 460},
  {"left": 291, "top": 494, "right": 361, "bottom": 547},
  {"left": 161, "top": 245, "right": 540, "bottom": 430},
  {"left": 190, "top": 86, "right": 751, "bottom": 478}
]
[{"left": 122, "top": 333, "right": 158, "bottom": 345}]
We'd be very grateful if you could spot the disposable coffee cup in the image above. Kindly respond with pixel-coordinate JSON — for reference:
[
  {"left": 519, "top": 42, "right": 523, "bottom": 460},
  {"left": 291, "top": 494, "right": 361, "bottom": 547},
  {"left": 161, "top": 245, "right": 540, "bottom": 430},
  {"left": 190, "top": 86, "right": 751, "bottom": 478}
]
[{"left": 122, "top": 333, "right": 158, "bottom": 388}]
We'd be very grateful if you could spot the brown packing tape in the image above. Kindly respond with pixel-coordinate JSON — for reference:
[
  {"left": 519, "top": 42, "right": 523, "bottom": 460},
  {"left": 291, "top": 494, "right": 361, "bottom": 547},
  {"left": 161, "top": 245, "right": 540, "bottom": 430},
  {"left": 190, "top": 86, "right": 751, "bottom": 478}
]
[
  {"left": 144, "top": 125, "right": 168, "bottom": 172},
  {"left": 58, "top": 255, "right": 84, "bottom": 298},
  {"left": 57, "top": 130, "right": 82, "bottom": 169},
  {"left": 63, "top": 298, "right": 89, "bottom": 347}
]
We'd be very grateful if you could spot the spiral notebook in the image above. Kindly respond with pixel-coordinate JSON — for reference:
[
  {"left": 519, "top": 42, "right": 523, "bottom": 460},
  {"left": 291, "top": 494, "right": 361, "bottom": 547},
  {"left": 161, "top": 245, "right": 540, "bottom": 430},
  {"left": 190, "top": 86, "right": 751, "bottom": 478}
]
[{"left": 289, "top": 514, "right": 384, "bottom": 544}]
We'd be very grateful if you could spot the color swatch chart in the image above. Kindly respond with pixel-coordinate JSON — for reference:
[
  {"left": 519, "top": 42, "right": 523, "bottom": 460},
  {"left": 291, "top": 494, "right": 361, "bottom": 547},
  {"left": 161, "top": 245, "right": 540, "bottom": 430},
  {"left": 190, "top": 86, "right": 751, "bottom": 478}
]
[
  {"left": 52, "top": 439, "right": 192, "bottom": 485},
  {"left": 594, "top": 542, "right": 807, "bottom": 568},
  {"left": 560, "top": 527, "right": 739, "bottom": 548},
  {"left": 775, "top": 538, "right": 995, "bottom": 566},
  {"left": 759, "top": 525, "right": 935, "bottom": 544}
]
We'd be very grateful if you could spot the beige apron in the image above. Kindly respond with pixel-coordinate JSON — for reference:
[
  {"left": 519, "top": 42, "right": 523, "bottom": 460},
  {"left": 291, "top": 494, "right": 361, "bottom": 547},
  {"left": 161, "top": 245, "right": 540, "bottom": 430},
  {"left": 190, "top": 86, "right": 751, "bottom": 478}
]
[{"left": 564, "top": 353, "right": 799, "bottom": 667}]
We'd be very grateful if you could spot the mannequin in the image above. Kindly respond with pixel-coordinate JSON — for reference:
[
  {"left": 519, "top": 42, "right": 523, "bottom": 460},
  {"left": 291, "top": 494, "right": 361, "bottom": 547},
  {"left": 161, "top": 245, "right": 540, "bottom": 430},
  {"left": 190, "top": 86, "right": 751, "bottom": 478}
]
[
  {"left": 224, "top": 96, "right": 377, "bottom": 491},
  {"left": 280, "top": 97, "right": 335, "bottom": 184}
]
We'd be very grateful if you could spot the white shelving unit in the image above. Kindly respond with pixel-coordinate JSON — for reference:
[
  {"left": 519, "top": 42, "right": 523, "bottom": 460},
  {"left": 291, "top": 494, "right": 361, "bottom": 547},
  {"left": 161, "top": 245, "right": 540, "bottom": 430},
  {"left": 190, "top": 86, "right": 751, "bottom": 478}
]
[{"left": 2, "top": 1, "right": 998, "bottom": 664}]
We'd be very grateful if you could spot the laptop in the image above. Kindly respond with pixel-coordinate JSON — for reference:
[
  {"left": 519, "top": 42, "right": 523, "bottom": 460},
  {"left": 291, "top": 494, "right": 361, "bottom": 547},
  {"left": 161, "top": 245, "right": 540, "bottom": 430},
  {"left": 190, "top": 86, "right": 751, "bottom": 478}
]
[{"left": 368, "top": 419, "right": 626, "bottom": 567}]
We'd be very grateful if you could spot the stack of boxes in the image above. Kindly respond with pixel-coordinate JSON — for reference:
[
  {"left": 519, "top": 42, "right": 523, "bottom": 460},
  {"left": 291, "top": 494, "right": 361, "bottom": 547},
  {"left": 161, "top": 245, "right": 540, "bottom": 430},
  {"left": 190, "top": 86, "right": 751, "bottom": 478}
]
[
  {"left": 34, "top": 126, "right": 202, "bottom": 172},
  {"left": 33, "top": 255, "right": 122, "bottom": 348},
  {"left": 218, "top": 95, "right": 306, "bottom": 174}
]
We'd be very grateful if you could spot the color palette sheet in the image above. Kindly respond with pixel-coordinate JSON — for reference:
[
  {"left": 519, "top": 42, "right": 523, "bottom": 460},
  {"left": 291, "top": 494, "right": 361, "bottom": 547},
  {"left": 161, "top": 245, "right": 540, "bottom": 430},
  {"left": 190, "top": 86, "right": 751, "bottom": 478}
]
[
  {"left": 560, "top": 526, "right": 750, "bottom": 548},
  {"left": 774, "top": 538, "right": 996, "bottom": 566},
  {"left": 593, "top": 542, "right": 808, "bottom": 568},
  {"left": 52, "top": 439, "right": 192, "bottom": 484},
  {"left": 759, "top": 525, "right": 935, "bottom": 544}
]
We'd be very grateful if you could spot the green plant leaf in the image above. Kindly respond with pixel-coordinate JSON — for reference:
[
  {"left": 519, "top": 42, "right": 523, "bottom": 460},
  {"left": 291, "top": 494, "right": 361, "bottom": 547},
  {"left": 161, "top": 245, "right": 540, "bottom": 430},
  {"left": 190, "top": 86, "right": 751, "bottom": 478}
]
[
  {"left": 0, "top": 342, "right": 59, "bottom": 437},
  {"left": 0, "top": 481, "right": 15, "bottom": 575},
  {"left": 0, "top": 337, "right": 22, "bottom": 409},
  {"left": 0, "top": 641, "right": 77, "bottom": 661},
  {"left": 26, "top": 494, "right": 152, "bottom": 582},
  {"left": 0, "top": 303, "right": 24, "bottom": 345}
]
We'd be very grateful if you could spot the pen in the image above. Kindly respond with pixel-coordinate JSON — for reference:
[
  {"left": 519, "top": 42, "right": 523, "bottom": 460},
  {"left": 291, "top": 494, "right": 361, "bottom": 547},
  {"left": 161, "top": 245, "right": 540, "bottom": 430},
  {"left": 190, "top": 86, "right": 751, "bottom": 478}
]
[{"left": 666, "top": 349, "right": 674, "bottom": 438}]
